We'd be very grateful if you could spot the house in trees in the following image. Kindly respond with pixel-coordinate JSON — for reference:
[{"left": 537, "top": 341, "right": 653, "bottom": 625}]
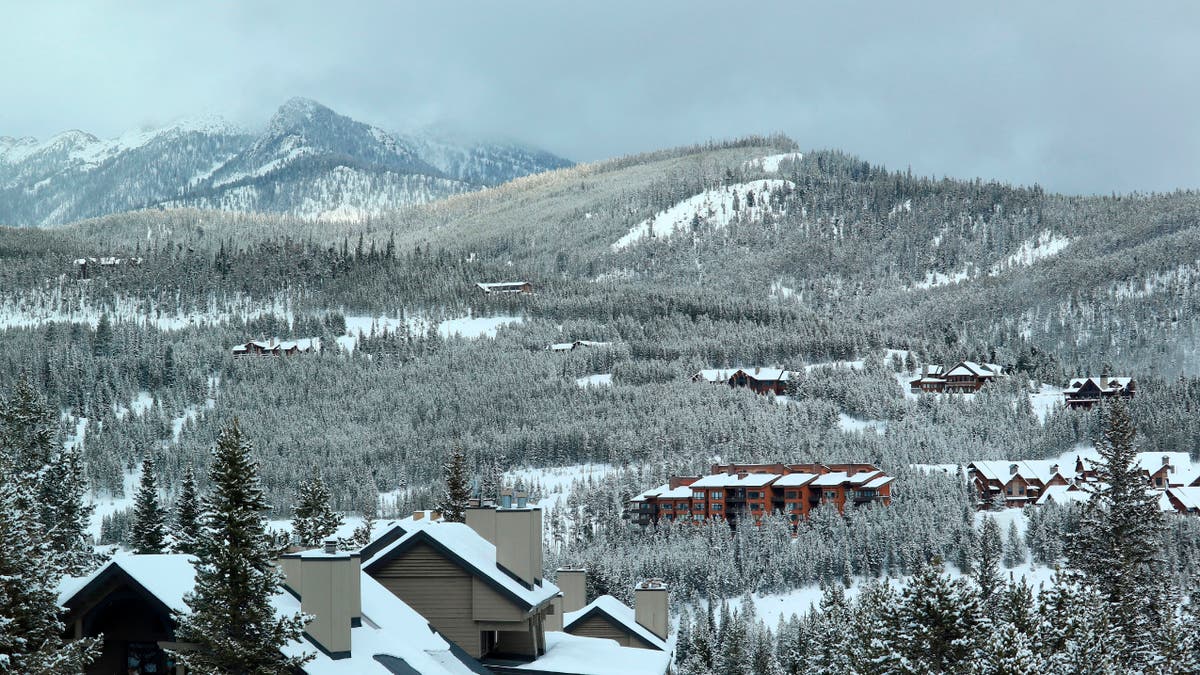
[
  {"left": 692, "top": 367, "right": 793, "bottom": 395},
  {"left": 1063, "top": 376, "right": 1137, "bottom": 409},
  {"left": 231, "top": 338, "right": 319, "bottom": 358},
  {"left": 74, "top": 256, "right": 144, "bottom": 279},
  {"left": 548, "top": 340, "right": 612, "bottom": 351},
  {"left": 628, "top": 462, "right": 894, "bottom": 528},
  {"left": 970, "top": 451, "right": 1200, "bottom": 508},
  {"left": 476, "top": 281, "right": 533, "bottom": 294},
  {"left": 56, "top": 548, "right": 489, "bottom": 675},
  {"left": 911, "top": 361, "right": 1005, "bottom": 394}
]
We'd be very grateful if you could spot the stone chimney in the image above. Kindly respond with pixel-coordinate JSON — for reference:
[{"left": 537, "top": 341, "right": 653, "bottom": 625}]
[
  {"left": 557, "top": 568, "right": 587, "bottom": 613},
  {"left": 1009, "top": 463, "right": 1019, "bottom": 475},
  {"left": 635, "top": 579, "right": 669, "bottom": 642},
  {"left": 281, "top": 540, "right": 361, "bottom": 659},
  {"left": 496, "top": 502, "right": 543, "bottom": 588}
]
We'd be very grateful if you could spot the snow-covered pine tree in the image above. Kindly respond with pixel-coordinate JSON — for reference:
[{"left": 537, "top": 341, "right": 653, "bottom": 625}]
[
  {"left": 974, "top": 514, "right": 1003, "bottom": 602},
  {"left": 39, "top": 442, "right": 95, "bottom": 574},
  {"left": 1003, "top": 519, "right": 1027, "bottom": 568},
  {"left": 435, "top": 446, "right": 471, "bottom": 523},
  {"left": 131, "top": 456, "right": 167, "bottom": 554},
  {"left": 0, "top": 465, "right": 99, "bottom": 672},
  {"left": 292, "top": 469, "right": 342, "bottom": 547},
  {"left": 173, "top": 466, "right": 202, "bottom": 555},
  {"left": 1068, "top": 401, "right": 1167, "bottom": 669},
  {"left": 172, "top": 419, "right": 311, "bottom": 673},
  {"left": 895, "top": 558, "right": 982, "bottom": 675},
  {"left": 351, "top": 479, "right": 378, "bottom": 549}
]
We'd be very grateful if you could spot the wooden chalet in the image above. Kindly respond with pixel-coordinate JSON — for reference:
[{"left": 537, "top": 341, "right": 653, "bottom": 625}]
[
  {"left": 692, "top": 367, "right": 793, "bottom": 395},
  {"left": 1063, "top": 376, "right": 1136, "bottom": 409},
  {"left": 231, "top": 338, "right": 318, "bottom": 358},
  {"left": 972, "top": 451, "right": 1200, "bottom": 509},
  {"left": 476, "top": 281, "right": 533, "bottom": 295},
  {"left": 909, "top": 365, "right": 946, "bottom": 393}
]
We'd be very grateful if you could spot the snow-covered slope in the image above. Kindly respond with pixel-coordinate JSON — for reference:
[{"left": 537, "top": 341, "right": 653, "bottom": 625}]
[
  {"left": 0, "top": 98, "right": 571, "bottom": 226},
  {"left": 612, "top": 179, "right": 795, "bottom": 250}
]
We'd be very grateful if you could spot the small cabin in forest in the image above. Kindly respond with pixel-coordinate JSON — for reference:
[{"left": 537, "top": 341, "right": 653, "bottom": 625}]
[
  {"left": 692, "top": 367, "right": 793, "bottom": 395},
  {"left": 476, "top": 281, "right": 533, "bottom": 295}
]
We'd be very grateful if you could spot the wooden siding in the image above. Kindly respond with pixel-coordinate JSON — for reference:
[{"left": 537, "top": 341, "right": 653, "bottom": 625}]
[
  {"left": 368, "top": 542, "right": 481, "bottom": 657},
  {"left": 472, "top": 577, "right": 526, "bottom": 622},
  {"left": 568, "top": 614, "right": 635, "bottom": 648}
]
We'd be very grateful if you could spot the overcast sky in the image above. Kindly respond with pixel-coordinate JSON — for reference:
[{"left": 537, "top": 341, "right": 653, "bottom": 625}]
[{"left": 2, "top": 1, "right": 1197, "bottom": 194}]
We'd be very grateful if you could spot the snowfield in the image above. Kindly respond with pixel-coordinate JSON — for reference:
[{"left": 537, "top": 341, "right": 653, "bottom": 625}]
[
  {"left": 990, "top": 231, "right": 1070, "bottom": 275},
  {"left": 611, "top": 179, "right": 795, "bottom": 250},
  {"left": 575, "top": 373, "right": 613, "bottom": 388},
  {"left": 742, "top": 152, "right": 803, "bottom": 173}
]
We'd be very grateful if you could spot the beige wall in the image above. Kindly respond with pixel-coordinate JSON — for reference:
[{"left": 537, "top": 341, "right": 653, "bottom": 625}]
[
  {"left": 370, "top": 542, "right": 481, "bottom": 656},
  {"left": 557, "top": 569, "right": 587, "bottom": 613}
]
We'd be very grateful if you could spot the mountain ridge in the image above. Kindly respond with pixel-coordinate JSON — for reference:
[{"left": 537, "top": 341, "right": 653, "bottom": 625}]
[{"left": 0, "top": 97, "right": 571, "bottom": 227}]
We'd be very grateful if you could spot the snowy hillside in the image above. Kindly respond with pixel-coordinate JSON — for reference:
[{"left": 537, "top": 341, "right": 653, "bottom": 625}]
[{"left": 612, "top": 179, "right": 795, "bottom": 250}]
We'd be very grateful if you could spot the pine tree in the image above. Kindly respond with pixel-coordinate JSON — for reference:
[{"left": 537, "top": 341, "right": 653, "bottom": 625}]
[
  {"left": 0, "top": 466, "right": 99, "bottom": 672},
  {"left": 895, "top": 558, "right": 981, "bottom": 675},
  {"left": 435, "top": 446, "right": 471, "bottom": 523},
  {"left": 174, "top": 466, "right": 203, "bottom": 555},
  {"left": 131, "top": 456, "right": 168, "bottom": 554},
  {"left": 351, "top": 480, "right": 378, "bottom": 549},
  {"left": 974, "top": 515, "right": 1003, "bottom": 603},
  {"left": 172, "top": 419, "right": 311, "bottom": 674},
  {"left": 1003, "top": 520, "right": 1027, "bottom": 568},
  {"left": 1068, "top": 401, "right": 1166, "bottom": 669},
  {"left": 292, "top": 469, "right": 342, "bottom": 547}
]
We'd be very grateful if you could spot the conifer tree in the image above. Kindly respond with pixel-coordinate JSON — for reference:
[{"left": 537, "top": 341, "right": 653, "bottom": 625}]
[
  {"left": 172, "top": 419, "right": 310, "bottom": 673},
  {"left": 0, "top": 483, "right": 99, "bottom": 673},
  {"left": 352, "top": 479, "right": 378, "bottom": 549},
  {"left": 292, "top": 469, "right": 342, "bottom": 547},
  {"left": 1003, "top": 520, "right": 1027, "bottom": 568},
  {"left": 173, "top": 466, "right": 203, "bottom": 555},
  {"left": 974, "top": 515, "right": 1003, "bottom": 603},
  {"left": 435, "top": 446, "right": 471, "bottom": 523},
  {"left": 1069, "top": 401, "right": 1166, "bottom": 669},
  {"left": 895, "top": 559, "right": 981, "bottom": 675},
  {"left": 132, "top": 456, "right": 167, "bottom": 554}
]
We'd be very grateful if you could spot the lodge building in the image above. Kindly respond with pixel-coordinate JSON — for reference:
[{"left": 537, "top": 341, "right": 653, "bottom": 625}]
[
  {"left": 629, "top": 462, "right": 894, "bottom": 528},
  {"left": 1063, "top": 376, "right": 1136, "bottom": 409},
  {"left": 909, "top": 361, "right": 1004, "bottom": 394},
  {"left": 692, "top": 367, "right": 793, "bottom": 396}
]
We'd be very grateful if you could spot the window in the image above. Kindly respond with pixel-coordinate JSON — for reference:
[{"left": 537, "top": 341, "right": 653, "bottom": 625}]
[
  {"left": 660, "top": 504, "right": 672, "bottom": 510},
  {"left": 785, "top": 491, "right": 798, "bottom": 499},
  {"left": 710, "top": 490, "right": 723, "bottom": 500},
  {"left": 747, "top": 491, "right": 760, "bottom": 499},
  {"left": 823, "top": 491, "right": 838, "bottom": 500},
  {"left": 639, "top": 503, "right": 649, "bottom": 510},
  {"left": 711, "top": 504, "right": 723, "bottom": 511},
  {"left": 751, "top": 503, "right": 762, "bottom": 511},
  {"left": 788, "top": 502, "right": 801, "bottom": 511},
  {"left": 1005, "top": 486, "right": 1013, "bottom": 496},
  {"left": 1156, "top": 477, "right": 1163, "bottom": 487},
  {"left": 1018, "top": 486, "right": 1025, "bottom": 495},
  {"left": 692, "top": 490, "right": 705, "bottom": 500}
]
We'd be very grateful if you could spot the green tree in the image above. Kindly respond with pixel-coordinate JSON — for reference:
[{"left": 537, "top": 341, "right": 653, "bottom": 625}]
[
  {"left": 131, "top": 456, "right": 168, "bottom": 554},
  {"left": 172, "top": 419, "right": 310, "bottom": 674},
  {"left": 293, "top": 470, "right": 342, "bottom": 548},
  {"left": 173, "top": 466, "right": 203, "bottom": 555},
  {"left": 435, "top": 446, "right": 471, "bottom": 523}
]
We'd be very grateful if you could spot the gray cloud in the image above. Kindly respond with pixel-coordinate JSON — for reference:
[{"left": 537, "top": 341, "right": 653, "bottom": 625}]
[{"left": 1, "top": 1, "right": 1197, "bottom": 194}]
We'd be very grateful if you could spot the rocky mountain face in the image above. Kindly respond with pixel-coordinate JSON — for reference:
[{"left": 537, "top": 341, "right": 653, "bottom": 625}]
[{"left": 0, "top": 98, "right": 571, "bottom": 226}]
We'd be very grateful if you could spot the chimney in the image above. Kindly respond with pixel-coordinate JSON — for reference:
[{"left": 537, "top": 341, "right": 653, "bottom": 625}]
[
  {"left": 1009, "top": 463, "right": 1018, "bottom": 475},
  {"left": 281, "top": 541, "right": 362, "bottom": 659},
  {"left": 429, "top": 511, "right": 442, "bottom": 522},
  {"left": 496, "top": 503, "right": 543, "bottom": 588},
  {"left": 412, "top": 511, "right": 424, "bottom": 521},
  {"left": 545, "top": 595, "right": 564, "bottom": 632},
  {"left": 1051, "top": 464, "right": 1059, "bottom": 475},
  {"left": 500, "top": 489, "right": 514, "bottom": 509},
  {"left": 634, "top": 579, "right": 669, "bottom": 642},
  {"left": 1164, "top": 455, "right": 1171, "bottom": 466},
  {"left": 465, "top": 504, "right": 498, "bottom": 544},
  {"left": 557, "top": 568, "right": 587, "bottom": 613}
]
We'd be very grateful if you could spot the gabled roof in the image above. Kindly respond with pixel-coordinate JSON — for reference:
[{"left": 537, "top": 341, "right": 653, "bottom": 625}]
[
  {"left": 363, "top": 521, "right": 559, "bottom": 612},
  {"left": 562, "top": 595, "right": 667, "bottom": 651},
  {"left": 693, "top": 368, "right": 792, "bottom": 383},
  {"left": 945, "top": 361, "right": 1002, "bottom": 378},
  {"left": 476, "top": 281, "right": 530, "bottom": 292},
  {"left": 1064, "top": 376, "right": 1134, "bottom": 394},
  {"left": 58, "top": 553, "right": 481, "bottom": 675},
  {"left": 1167, "top": 487, "right": 1200, "bottom": 512},
  {"left": 1035, "top": 484, "right": 1092, "bottom": 506},
  {"left": 968, "top": 460, "right": 1068, "bottom": 485}
]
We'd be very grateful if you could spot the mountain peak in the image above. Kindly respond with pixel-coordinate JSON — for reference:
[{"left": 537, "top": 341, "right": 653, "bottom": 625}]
[{"left": 269, "top": 97, "right": 336, "bottom": 134}]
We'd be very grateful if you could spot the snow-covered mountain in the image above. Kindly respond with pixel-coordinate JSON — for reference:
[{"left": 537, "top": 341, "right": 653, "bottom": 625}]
[{"left": 0, "top": 98, "right": 571, "bottom": 226}]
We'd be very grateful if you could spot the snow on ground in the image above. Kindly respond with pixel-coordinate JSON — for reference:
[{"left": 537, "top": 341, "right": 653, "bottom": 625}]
[
  {"left": 1029, "top": 383, "right": 1065, "bottom": 423},
  {"left": 506, "top": 464, "right": 616, "bottom": 512},
  {"left": 769, "top": 280, "right": 797, "bottom": 302},
  {"left": 990, "top": 232, "right": 1070, "bottom": 274},
  {"left": 837, "top": 413, "right": 887, "bottom": 435},
  {"left": 114, "top": 391, "right": 155, "bottom": 420},
  {"left": 912, "top": 266, "right": 972, "bottom": 290},
  {"left": 910, "top": 463, "right": 962, "bottom": 475},
  {"left": 437, "top": 314, "right": 523, "bottom": 339},
  {"left": 575, "top": 373, "right": 613, "bottom": 388},
  {"left": 611, "top": 179, "right": 795, "bottom": 250},
  {"left": 0, "top": 289, "right": 295, "bottom": 332},
  {"left": 87, "top": 466, "right": 140, "bottom": 539},
  {"left": 804, "top": 359, "right": 865, "bottom": 372},
  {"left": 742, "top": 152, "right": 803, "bottom": 173}
]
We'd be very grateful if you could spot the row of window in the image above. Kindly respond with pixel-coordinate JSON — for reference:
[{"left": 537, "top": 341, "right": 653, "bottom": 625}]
[{"left": 686, "top": 488, "right": 840, "bottom": 502}]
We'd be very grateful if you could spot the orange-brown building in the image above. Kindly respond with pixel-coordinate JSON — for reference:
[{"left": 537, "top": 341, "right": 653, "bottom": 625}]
[{"left": 629, "top": 462, "right": 893, "bottom": 528}]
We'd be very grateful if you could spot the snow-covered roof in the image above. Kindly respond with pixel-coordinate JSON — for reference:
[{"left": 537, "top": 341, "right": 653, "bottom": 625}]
[
  {"left": 693, "top": 367, "right": 792, "bottom": 383},
  {"left": 660, "top": 485, "right": 695, "bottom": 499},
  {"left": 810, "top": 472, "right": 851, "bottom": 487},
  {"left": 1064, "top": 376, "right": 1134, "bottom": 394},
  {"left": 1167, "top": 487, "right": 1200, "bottom": 512},
  {"left": 549, "top": 340, "right": 613, "bottom": 351},
  {"left": 862, "top": 476, "right": 894, "bottom": 490},
  {"left": 969, "top": 460, "right": 1068, "bottom": 484},
  {"left": 630, "top": 483, "right": 670, "bottom": 502},
  {"left": 1035, "top": 484, "right": 1092, "bottom": 506},
  {"left": 59, "top": 553, "right": 479, "bottom": 675},
  {"left": 562, "top": 595, "right": 668, "bottom": 651},
  {"left": 737, "top": 473, "right": 781, "bottom": 487},
  {"left": 363, "top": 519, "right": 559, "bottom": 610},
  {"left": 476, "top": 281, "right": 530, "bottom": 293},
  {"left": 515, "top": 631, "right": 671, "bottom": 675},
  {"left": 946, "top": 361, "right": 1002, "bottom": 378},
  {"left": 772, "top": 473, "right": 819, "bottom": 487}
]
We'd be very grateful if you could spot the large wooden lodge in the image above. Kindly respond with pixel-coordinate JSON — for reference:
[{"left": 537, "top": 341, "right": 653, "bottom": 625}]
[
  {"left": 692, "top": 367, "right": 793, "bottom": 396},
  {"left": 629, "top": 462, "right": 894, "bottom": 528},
  {"left": 910, "top": 361, "right": 1004, "bottom": 394},
  {"left": 1063, "top": 376, "right": 1136, "bottom": 409}
]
